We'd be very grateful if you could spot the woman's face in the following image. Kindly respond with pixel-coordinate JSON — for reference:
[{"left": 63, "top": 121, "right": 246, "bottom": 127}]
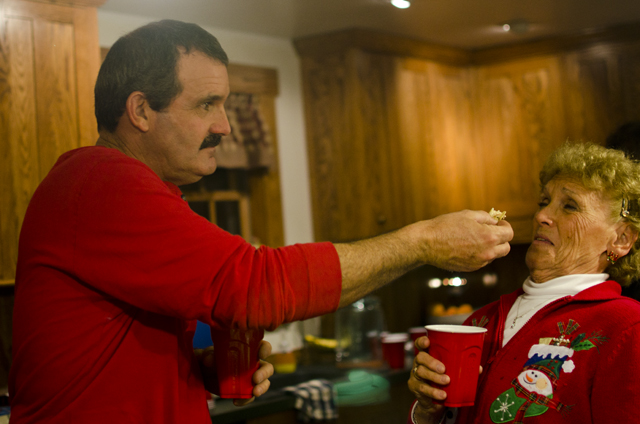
[{"left": 525, "top": 177, "right": 619, "bottom": 283}]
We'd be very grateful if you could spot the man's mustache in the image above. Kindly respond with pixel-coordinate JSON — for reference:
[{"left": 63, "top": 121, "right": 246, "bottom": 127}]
[{"left": 200, "top": 134, "right": 222, "bottom": 150}]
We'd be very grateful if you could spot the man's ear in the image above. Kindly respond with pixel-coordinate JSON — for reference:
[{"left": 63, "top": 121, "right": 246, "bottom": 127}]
[
  {"left": 125, "top": 91, "right": 152, "bottom": 132},
  {"left": 611, "top": 222, "right": 639, "bottom": 257}
]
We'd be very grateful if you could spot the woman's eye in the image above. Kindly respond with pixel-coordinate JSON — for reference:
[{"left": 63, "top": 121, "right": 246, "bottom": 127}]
[
  {"left": 537, "top": 201, "right": 548, "bottom": 208},
  {"left": 563, "top": 203, "right": 577, "bottom": 211}
]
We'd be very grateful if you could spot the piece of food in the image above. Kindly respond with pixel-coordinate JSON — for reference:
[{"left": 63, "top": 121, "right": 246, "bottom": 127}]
[{"left": 489, "top": 208, "right": 507, "bottom": 221}]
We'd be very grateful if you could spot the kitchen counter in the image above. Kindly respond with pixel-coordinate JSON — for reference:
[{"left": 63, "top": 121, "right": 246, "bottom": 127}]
[{"left": 210, "top": 364, "right": 413, "bottom": 424}]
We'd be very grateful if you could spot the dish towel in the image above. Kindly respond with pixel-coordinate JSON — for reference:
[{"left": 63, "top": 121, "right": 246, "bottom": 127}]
[{"left": 284, "top": 379, "right": 338, "bottom": 422}]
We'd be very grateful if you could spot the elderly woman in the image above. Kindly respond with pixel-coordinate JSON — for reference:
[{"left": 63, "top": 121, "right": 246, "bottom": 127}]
[{"left": 408, "top": 142, "right": 640, "bottom": 424}]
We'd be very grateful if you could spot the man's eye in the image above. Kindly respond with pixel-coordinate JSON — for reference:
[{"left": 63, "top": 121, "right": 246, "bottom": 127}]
[{"left": 202, "top": 102, "right": 211, "bottom": 110}]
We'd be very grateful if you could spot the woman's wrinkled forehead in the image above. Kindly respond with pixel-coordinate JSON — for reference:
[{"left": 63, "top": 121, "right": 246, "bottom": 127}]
[{"left": 543, "top": 176, "right": 619, "bottom": 215}]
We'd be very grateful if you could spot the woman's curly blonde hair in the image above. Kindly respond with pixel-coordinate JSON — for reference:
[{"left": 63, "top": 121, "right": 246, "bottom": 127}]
[{"left": 539, "top": 142, "right": 640, "bottom": 286}]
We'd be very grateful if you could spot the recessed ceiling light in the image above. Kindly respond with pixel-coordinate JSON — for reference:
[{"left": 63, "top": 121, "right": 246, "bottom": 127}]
[
  {"left": 391, "top": 0, "right": 411, "bottom": 9},
  {"left": 500, "top": 19, "right": 530, "bottom": 34}
]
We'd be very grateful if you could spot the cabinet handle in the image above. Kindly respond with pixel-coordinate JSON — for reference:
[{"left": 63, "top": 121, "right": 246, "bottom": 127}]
[{"left": 377, "top": 215, "right": 387, "bottom": 225}]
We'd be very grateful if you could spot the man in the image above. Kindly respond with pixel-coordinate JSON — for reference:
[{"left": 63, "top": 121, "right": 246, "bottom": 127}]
[{"left": 9, "top": 20, "right": 512, "bottom": 423}]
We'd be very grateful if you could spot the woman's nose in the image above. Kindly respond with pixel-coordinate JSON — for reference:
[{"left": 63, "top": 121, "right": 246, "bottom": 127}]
[{"left": 535, "top": 206, "right": 553, "bottom": 226}]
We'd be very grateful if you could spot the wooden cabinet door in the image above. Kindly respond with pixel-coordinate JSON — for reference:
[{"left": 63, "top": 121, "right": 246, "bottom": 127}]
[
  {"left": 472, "top": 56, "right": 566, "bottom": 243},
  {"left": 0, "top": 0, "right": 101, "bottom": 282},
  {"left": 395, "top": 58, "right": 478, "bottom": 222},
  {"left": 302, "top": 50, "right": 405, "bottom": 242},
  {"left": 561, "top": 48, "right": 626, "bottom": 144},
  {"left": 618, "top": 42, "right": 640, "bottom": 122}
]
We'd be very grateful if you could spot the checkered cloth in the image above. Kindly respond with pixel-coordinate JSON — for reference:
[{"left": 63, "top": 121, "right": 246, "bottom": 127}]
[{"left": 284, "top": 379, "right": 338, "bottom": 422}]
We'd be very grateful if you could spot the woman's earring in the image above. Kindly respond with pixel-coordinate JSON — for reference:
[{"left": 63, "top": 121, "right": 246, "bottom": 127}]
[{"left": 607, "top": 251, "right": 620, "bottom": 265}]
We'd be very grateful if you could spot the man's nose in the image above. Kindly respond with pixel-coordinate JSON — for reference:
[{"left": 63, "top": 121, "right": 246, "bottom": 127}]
[{"left": 211, "top": 110, "right": 231, "bottom": 136}]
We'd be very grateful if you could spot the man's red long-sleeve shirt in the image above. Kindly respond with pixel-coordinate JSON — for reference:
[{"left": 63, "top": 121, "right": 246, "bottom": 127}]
[{"left": 9, "top": 146, "right": 342, "bottom": 423}]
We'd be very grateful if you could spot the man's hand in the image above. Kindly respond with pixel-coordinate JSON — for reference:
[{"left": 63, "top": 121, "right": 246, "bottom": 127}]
[
  {"left": 233, "top": 340, "right": 274, "bottom": 406},
  {"left": 336, "top": 209, "right": 513, "bottom": 307},
  {"left": 419, "top": 209, "right": 513, "bottom": 272},
  {"left": 195, "top": 340, "right": 274, "bottom": 406}
]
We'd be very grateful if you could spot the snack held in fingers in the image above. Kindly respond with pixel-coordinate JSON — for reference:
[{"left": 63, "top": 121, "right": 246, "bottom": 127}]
[{"left": 489, "top": 208, "right": 507, "bottom": 221}]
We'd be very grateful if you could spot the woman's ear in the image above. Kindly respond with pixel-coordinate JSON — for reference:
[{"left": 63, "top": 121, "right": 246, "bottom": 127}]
[
  {"left": 125, "top": 91, "right": 151, "bottom": 132},
  {"left": 611, "top": 223, "right": 639, "bottom": 257}
]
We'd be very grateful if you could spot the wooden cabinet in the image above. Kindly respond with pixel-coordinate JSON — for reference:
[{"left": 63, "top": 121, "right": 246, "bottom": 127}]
[
  {"left": 471, "top": 56, "right": 567, "bottom": 241},
  {"left": 395, "top": 59, "right": 479, "bottom": 222},
  {"left": 296, "top": 27, "right": 640, "bottom": 245},
  {"left": 301, "top": 50, "right": 406, "bottom": 242},
  {"left": 0, "top": 0, "right": 104, "bottom": 284},
  {"left": 228, "top": 64, "right": 285, "bottom": 248}
]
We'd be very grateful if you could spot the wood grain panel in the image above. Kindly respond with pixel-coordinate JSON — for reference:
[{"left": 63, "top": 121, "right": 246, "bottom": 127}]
[
  {"left": 0, "top": 9, "right": 13, "bottom": 281},
  {"left": 228, "top": 63, "right": 278, "bottom": 97},
  {"left": 0, "top": 0, "right": 102, "bottom": 280},
  {"left": 561, "top": 49, "right": 625, "bottom": 145},
  {"left": 5, "top": 0, "right": 75, "bottom": 22},
  {"left": 2, "top": 17, "right": 40, "bottom": 280},
  {"left": 302, "top": 53, "right": 350, "bottom": 242},
  {"left": 473, "top": 56, "right": 565, "bottom": 243},
  {"left": 34, "top": 19, "right": 79, "bottom": 178},
  {"left": 27, "top": 0, "right": 106, "bottom": 7},
  {"left": 348, "top": 50, "right": 405, "bottom": 237},
  {"left": 294, "top": 28, "right": 470, "bottom": 67},
  {"left": 619, "top": 42, "right": 640, "bottom": 122},
  {"left": 394, "top": 59, "right": 439, "bottom": 222},
  {"left": 248, "top": 96, "right": 285, "bottom": 247},
  {"left": 427, "top": 63, "right": 481, "bottom": 214},
  {"left": 72, "top": 4, "right": 100, "bottom": 147},
  {"left": 473, "top": 22, "right": 640, "bottom": 65}
]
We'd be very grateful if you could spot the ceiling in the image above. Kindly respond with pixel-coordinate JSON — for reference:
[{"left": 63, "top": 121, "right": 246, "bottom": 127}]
[{"left": 99, "top": 0, "right": 640, "bottom": 49}]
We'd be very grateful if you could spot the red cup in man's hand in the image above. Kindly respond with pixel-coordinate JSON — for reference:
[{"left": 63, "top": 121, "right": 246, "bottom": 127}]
[{"left": 211, "top": 327, "right": 265, "bottom": 399}]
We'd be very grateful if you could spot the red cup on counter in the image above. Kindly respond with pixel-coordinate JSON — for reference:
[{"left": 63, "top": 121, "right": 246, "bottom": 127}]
[
  {"left": 409, "top": 327, "right": 427, "bottom": 355},
  {"left": 381, "top": 333, "right": 409, "bottom": 369},
  {"left": 425, "top": 324, "right": 487, "bottom": 407},
  {"left": 211, "top": 327, "right": 264, "bottom": 399}
]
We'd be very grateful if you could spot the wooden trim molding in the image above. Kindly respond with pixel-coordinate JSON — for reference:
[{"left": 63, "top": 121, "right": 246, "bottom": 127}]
[
  {"left": 471, "top": 21, "right": 640, "bottom": 65},
  {"left": 294, "top": 28, "right": 471, "bottom": 67},
  {"left": 17, "top": 0, "right": 107, "bottom": 8},
  {"left": 294, "top": 22, "right": 640, "bottom": 67},
  {"left": 227, "top": 63, "right": 279, "bottom": 96},
  {"left": 0, "top": 280, "right": 15, "bottom": 287}
]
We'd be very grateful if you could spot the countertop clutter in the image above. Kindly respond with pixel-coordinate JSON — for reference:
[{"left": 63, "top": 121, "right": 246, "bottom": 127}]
[
  {"left": 0, "top": 393, "right": 9, "bottom": 424},
  {"left": 210, "top": 364, "right": 412, "bottom": 424}
]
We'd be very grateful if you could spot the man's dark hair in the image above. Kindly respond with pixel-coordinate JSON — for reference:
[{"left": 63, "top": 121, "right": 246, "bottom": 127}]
[
  {"left": 95, "top": 19, "right": 229, "bottom": 132},
  {"left": 606, "top": 121, "right": 640, "bottom": 159}
]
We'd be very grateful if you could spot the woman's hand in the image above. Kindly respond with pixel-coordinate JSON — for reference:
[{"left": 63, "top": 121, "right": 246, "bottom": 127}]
[
  {"left": 194, "top": 339, "right": 275, "bottom": 406},
  {"left": 408, "top": 336, "right": 449, "bottom": 424},
  {"left": 408, "top": 335, "right": 483, "bottom": 424}
]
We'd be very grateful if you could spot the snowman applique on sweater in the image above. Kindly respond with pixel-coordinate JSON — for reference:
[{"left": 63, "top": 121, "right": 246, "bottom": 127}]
[{"left": 489, "top": 319, "right": 608, "bottom": 424}]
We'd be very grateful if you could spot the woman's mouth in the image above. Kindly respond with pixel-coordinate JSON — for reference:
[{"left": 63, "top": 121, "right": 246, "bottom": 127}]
[{"left": 533, "top": 236, "right": 553, "bottom": 245}]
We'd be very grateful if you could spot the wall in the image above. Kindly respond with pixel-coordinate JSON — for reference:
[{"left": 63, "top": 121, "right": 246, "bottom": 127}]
[{"left": 97, "top": 10, "right": 314, "bottom": 246}]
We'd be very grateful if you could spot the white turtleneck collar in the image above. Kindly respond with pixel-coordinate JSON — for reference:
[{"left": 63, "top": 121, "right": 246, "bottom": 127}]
[
  {"left": 502, "top": 274, "right": 609, "bottom": 347},
  {"left": 522, "top": 273, "right": 609, "bottom": 297}
]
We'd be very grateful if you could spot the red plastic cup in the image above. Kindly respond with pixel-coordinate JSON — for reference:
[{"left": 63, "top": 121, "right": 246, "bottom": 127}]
[
  {"left": 211, "top": 327, "right": 264, "bottom": 399},
  {"left": 381, "top": 333, "right": 409, "bottom": 369},
  {"left": 409, "top": 327, "right": 427, "bottom": 355},
  {"left": 425, "top": 324, "right": 487, "bottom": 407}
]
